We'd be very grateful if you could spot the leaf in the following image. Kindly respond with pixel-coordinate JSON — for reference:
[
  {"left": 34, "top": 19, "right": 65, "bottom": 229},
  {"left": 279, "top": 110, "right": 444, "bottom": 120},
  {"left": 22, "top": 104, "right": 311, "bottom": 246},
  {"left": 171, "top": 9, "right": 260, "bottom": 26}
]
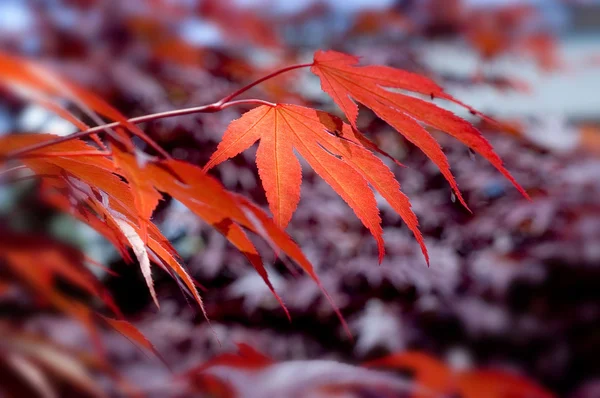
[
  {"left": 146, "top": 159, "right": 346, "bottom": 327},
  {"left": 1, "top": 134, "right": 292, "bottom": 324},
  {"left": 0, "top": 51, "right": 172, "bottom": 156},
  {"left": 205, "top": 105, "right": 301, "bottom": 229},
  {"left": 184, "top": 343, "right": 273, "bottom": 375},
  {"left": 0, "top": 52, "right": 132, "bottom": 150},
  {"left": 5, "top": 353, "right": 58, "bottom": 398},
  {"left": 146, "top": 160, "right": 302, "bottom": 320},
  {"left": 112, "top": 217, "right": 159, "bottom": 308},
  {"left": 99, "top": 316, "right": 167, "bottom": 367},
  {"left": 5, "top": 332, "right": 106, "bottom": 398},
  {"left": 364, "top": 351, "right": 555, "bottom": 398},
  {"left": 364, "top": 351, "right": 452, "bottom": 398},
  {"left": 205, "top": 104, "right": 427, "bottom": 263},
  {"left": 0, "top": 233, "right": 121, "bottom": 318},
  {"left": 111, "top": 144, "right": 163, "bottom": 242},
  {"left": 311, "top": 50, "right": 529, "bottom": 205},
  {"left": 457, "top": 370, "right": 555, "bottom": 398},
  {"left": 0, "top": 134, "right": 114, "bottom": 169},
  {"left": 0, "top": 135, "right": 188, "bottom": 312}
]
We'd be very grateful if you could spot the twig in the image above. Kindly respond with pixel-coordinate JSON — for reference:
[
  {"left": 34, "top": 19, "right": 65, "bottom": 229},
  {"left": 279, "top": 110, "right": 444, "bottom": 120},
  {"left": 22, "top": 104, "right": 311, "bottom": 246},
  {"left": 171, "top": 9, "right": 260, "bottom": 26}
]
[{"left": 3, "top": 62, "right": 312, "bottom": 160}]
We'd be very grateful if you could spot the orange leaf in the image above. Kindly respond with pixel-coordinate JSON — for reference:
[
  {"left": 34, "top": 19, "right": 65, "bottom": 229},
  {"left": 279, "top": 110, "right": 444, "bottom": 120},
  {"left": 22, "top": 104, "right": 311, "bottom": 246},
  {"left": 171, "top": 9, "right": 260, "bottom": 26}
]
[
  {"left": 99, "top": 316, "right": 167, "bottom": 367},
  {"left": 364, "top": 351, "right": 453, "bottom": 398},
  {"left": 0, "top": 51, "right": 173, "bottom": 156},
  {"left": 205, "top": 104, "right": 427, "bottom": 263},
  {"left": 4, "top": 135, "right": 289, "bottom": 322},
  {"left": 311, "top": 50, "right": 529, "bottom": 204},
  {"left": 184, "top": 342, "right": 273, "bottom": 375},
  {"left": 204, "top": 105, "right": 301, "bottom": 229},
  {"left": 0, "top": 52, "right": 133, "bottom": 150},
  {"left": 112, "top": 144, "right": 163, "bottom": 242},
  {"left": 146, "top": 160, "right": 345, "bottom": 327},
  {"left": 146, "top": 160, "right": 296, "bottom": 319},
  {"left": 457, "top": 370, "right": 555, "bottom": 398},
  {"left": 0, "top": 234, "right": 121, "bottom": 318},
  {"left": 234, "top": 194, "right": 349, "bottom": 335}
]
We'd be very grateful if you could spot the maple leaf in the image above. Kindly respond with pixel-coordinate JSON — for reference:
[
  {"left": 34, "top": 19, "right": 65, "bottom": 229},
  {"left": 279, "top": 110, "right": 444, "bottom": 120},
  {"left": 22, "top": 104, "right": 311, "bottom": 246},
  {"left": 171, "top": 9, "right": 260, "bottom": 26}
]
[
  {"left": 184, "top": 345, "right": 557, "bottom": 398},
  {"left": 147, "top": 159, "right": 350, "bottom": 326},
  {"left": 0, "top": 327, "right": 107, "bottom": 398},
  {"left": 204, "top": 104, "right": 426, "bottom": 263},
  {"left": 183, "top": 344, "right": 413, "bottom": 398},
  {"left": 364, "top": 351, "right": 453, "bottom": 398},
  {"left": 0, "top": 51, "right": 171, "bottom": 157},
  {"left": 0, "top": 134, "right": 204, "bottom": 315},
  {"left": 0, "top": 232, "right": 164, "bottom": 383},
  {"left": 1, "top": 134, "right": 349, "bottom": 328},
  {"left": 310, "top": 50, "right": 529, "bottom": 208},
  {"left": 183, "top": 342, "right": 273, "bottom": 376},
  {"left": 112, "top": 144, "right": 163, "bottom": 243},
  {"left": 0, "top": 233, "right": 122, "bottom": 319},
  {"left": 365, "top": 351, "right": 555, "bottom": 398}
]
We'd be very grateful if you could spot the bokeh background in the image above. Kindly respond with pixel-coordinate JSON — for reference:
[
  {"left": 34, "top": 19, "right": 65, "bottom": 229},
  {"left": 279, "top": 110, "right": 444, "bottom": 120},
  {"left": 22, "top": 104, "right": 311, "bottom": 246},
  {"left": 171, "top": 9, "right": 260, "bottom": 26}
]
[{"left": 1, "top": 0, "right": 599, "bottom": 396}]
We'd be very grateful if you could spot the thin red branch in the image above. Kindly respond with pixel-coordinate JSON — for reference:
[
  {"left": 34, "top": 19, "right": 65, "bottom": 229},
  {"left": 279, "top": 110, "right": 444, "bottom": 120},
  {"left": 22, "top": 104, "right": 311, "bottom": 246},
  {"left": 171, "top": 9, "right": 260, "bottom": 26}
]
[
  {"left": 217, "top": 63, "right": 313, "bottom": 105},
  {"left": 4, "top": 62, "right": 312, "bottom": 160},
  {"left": 219, "top": 99, "right": 276, "bottom": 110},
  {"left": 4, "top": 99, "right": 273, "bottom": 159}
]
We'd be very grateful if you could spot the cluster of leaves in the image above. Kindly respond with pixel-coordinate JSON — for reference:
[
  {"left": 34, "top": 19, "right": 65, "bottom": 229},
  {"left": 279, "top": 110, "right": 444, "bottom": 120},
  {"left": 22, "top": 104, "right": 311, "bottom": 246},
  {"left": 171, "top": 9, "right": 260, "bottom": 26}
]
[
  {"left": 6, "top": 1, "right": 592, "bottom": 396},
  {"left": 0, "top": 37, "right": 531, "bottom": 394},
  {"left": 0, "top": 43, "right": 528, "bottom": 312},
  {"left": 0, "top": 233, "right": 157, "bottom": 396},
  {"left": 346, "top": 0, "right": 562, "bottom": 93},
  {"left": 120, "top": 127, "right": 599, "bottom": 396},
  {"left": 181, "top": 343, "right": 554, "bottom": 398},
  {"left": 351, "top": 0, "right": 560, "bottom": 66}
]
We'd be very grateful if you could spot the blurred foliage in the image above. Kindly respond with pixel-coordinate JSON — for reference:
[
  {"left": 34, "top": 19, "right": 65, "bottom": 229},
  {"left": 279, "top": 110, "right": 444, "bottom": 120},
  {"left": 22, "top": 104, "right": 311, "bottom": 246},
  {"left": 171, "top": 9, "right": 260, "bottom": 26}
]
[{"left": 0, "top": 0, "right": 599, "bottom": 397}]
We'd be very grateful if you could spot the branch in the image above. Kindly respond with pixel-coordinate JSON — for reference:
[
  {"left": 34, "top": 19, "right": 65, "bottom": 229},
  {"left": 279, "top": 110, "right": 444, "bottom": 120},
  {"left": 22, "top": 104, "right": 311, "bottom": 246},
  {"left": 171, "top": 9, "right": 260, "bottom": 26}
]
[
  {"left": 3, "top": 62, "right": 312, "bottom": 160},
  {"left": 217, "top": 63, "right": 312, "bottom": 105},
  {"left": 3, "top": 99, "right": 274, "bottom": 160}
]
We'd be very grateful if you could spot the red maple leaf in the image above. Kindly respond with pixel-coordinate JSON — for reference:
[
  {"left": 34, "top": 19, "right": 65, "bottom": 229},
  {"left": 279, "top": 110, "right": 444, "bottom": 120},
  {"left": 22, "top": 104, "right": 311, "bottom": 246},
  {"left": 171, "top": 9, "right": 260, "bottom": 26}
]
[
  {"left": 310, "top": 50, "right": 528, "bottom": 208},
  {"left": 204, "top": 104, "right": 426, "bottom": 263}
]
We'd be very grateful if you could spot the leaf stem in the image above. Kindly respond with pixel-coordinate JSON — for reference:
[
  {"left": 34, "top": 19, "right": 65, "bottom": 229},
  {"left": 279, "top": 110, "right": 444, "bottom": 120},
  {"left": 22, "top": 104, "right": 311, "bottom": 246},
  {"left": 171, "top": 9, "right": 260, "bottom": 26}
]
[{"left": 217, "top": 63, "right": 313, "bottom": 105}]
